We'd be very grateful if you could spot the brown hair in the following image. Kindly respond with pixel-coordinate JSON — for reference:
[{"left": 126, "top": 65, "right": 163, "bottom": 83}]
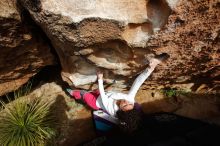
[{"left": 116, "top": 108, "right": 143, "bottom": 134}]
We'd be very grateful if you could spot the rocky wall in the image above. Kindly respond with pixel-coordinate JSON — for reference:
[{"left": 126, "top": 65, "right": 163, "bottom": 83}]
[
  {"left": 0, "top": 0, "right": 55, "bottom": 96},
  {"left": 18, "top": 0, "right": 219, "bottom": 93}
]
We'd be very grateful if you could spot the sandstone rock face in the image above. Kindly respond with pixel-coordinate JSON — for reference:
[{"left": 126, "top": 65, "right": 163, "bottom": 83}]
[
  {"left": 0, "top": 0, "right": 55, "bottom": 96},
  {"left": 146, "top": 0, "right": 220, "bottom": 91},
  {"left": 19, "top": 0, "right": 172, "bottom": 88},
  {"left": 20, "top": 0, "right": 219, "bottom": 93}
]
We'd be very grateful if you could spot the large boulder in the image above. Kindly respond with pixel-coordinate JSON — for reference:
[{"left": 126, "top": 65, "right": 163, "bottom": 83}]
[
  {"left": 0, "top": 0, "right": 55, "bottom": 96},
  {"left": 19, "top": 0, "right": 219, "bottom": 92}
]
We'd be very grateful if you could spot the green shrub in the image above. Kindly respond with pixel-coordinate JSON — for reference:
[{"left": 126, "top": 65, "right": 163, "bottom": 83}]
[
  {"left": 161, "top": 88, "right": 189, "bottom": 98},
  {"left": 0, "top": 97, "right": 56, "bottom": 146}
]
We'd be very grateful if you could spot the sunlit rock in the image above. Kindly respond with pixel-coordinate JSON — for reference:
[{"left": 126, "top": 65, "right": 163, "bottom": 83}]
[{"left": 19, "top": 0, "right": 219, "bottom": 94}]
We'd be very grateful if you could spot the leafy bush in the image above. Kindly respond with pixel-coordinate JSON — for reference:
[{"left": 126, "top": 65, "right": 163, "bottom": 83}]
[
  {"left": 0, "top": 97, "right": 56, "bottom": 146},
  {"left": 161, "top": 88, "right": 189, "bottom": 98}
]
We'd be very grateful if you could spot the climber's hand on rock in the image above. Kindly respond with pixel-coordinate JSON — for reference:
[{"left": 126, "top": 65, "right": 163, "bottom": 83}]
[
  {"left": 149, "top": 53, "right": 170, "bottom": 68},
  {"left": 97, "top": 71, "right": 103, "bottom": 80}
]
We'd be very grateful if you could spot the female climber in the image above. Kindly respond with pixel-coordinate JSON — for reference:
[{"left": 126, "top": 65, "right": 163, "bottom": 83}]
[{"left": 67, "top": 53, "right": 169, "bottom": 133}]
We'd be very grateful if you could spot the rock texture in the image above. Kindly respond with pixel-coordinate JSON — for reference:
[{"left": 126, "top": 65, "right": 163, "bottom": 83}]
[
  {"left": 0, "top": 0, "right": 55, "bottom": 96},
  {"left": 18, "top": 0, "right": 174, "bottom": 89},
  {"left": 19, "top": 0, "right": 219, "bottom": 93},
  {"left": 146, "top": 0, "right": 220, "bottom": 91}
]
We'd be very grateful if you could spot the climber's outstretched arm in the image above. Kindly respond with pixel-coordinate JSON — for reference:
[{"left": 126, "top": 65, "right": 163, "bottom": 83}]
[{"left": 127, "top": 54, "right": 169, "bottom": 100}]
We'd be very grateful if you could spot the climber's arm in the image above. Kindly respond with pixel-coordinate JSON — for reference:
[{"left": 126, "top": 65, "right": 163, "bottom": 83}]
[
  {"left": 97, "top": 71, "right": 106, "bottom": 98},
  {"left": 127, "top": 56, "right": 166, "bottom": 100}
]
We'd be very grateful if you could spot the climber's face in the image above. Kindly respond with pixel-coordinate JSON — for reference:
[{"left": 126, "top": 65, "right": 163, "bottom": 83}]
[{"left": 119, "top": 100, "right": 134, "bottom": 111}]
